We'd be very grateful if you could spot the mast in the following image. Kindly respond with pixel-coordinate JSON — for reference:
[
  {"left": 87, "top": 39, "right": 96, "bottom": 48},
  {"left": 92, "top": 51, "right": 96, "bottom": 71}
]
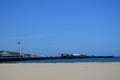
[{"left": 18, "top": 41, "right": 22, "bottom": 55}]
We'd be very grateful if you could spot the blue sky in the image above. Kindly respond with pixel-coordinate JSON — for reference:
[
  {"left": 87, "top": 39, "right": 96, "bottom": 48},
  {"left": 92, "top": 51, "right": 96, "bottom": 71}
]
[{"left": 0, "top": 0, "right": 120, "bottom": 56}]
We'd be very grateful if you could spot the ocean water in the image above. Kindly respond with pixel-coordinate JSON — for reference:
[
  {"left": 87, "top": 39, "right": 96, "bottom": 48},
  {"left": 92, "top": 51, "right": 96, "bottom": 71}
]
[{"left": 1, "top": 57, "right": 120, "bottom": 64}]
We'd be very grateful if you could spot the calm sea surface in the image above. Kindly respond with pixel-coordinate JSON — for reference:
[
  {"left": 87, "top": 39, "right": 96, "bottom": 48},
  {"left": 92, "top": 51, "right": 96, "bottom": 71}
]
[{"left": 1, "top": 57, "right": 120, "bottom": 64}]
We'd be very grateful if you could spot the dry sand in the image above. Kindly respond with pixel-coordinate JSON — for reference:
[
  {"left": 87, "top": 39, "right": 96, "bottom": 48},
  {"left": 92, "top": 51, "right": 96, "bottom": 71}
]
[{"left": 0, "top": 62, "right": 120, "bottom": 80}]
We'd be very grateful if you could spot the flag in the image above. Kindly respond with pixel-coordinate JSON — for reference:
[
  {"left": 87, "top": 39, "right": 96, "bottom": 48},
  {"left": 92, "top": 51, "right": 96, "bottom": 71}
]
[{"left": 18, "top": 41, "right": 21, "bottom": 45}]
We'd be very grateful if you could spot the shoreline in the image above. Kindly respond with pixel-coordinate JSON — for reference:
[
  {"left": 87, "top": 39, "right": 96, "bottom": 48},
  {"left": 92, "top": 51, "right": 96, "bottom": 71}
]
[{"left": 0, "top": 61, "right": 120, "bottom": 64}]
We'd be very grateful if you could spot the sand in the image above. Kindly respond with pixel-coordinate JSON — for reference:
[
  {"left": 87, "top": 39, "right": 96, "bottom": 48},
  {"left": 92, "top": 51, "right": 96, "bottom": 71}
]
[{"left": 0, "top": 62, "right": 120, "bottom": 80}]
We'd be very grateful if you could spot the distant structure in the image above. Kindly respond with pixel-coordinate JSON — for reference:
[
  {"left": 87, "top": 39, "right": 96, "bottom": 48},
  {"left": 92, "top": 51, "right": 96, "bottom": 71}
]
[
  {"left": 61, "top": 53, "right": 88, "bottom": 57},
  {"left": 0, "top": 50, "right": 39, "bottom": 59},
  {"left": 0, "top": 51, "right": 21, "bottom": 58}
]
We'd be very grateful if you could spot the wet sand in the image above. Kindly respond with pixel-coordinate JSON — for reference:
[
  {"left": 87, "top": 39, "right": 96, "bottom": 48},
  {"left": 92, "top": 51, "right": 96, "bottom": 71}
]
[{"left": 0, "top": 63, "right": 120, "bottom": 80}]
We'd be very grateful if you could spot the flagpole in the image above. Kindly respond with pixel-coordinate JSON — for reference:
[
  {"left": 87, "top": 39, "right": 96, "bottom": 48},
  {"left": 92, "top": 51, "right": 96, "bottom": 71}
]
[{"left": 18, "top": 41, "right": 22, "bottom": 56}]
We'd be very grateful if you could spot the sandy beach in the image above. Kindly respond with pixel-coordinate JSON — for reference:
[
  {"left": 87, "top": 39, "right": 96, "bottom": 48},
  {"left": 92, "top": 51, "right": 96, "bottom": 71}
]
[{"left": 0, "top": 62, "right": 120, "bottom": 80}]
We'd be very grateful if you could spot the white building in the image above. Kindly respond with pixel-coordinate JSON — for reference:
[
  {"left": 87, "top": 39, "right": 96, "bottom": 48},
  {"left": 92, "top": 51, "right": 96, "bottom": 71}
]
[{"left": 0, "top": 51, "right": 20, "bottom": 57}]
